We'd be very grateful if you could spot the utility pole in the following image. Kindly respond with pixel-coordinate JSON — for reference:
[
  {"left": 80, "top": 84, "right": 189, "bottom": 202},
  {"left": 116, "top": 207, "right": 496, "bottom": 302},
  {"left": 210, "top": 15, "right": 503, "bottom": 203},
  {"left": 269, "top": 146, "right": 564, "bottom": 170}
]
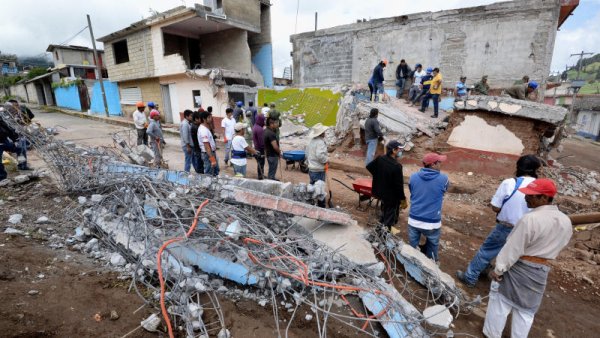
[
  {"left": 314, "top": 12, "right": 318, "bottom": 32},
  {"left": 567, "top": 51, "right": 594, "bottom": 123},
  {"left": 87, "top": 14, "right": 109, "bottom": 117}
]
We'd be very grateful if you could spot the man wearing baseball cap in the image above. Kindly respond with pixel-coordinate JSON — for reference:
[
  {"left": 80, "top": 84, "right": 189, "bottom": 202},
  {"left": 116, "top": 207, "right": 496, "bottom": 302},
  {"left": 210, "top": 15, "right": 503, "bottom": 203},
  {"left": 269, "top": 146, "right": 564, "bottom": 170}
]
[
  {"left": 484, "top": 178, "right": 572, "bottom": 338},
  {"left": 407, "top": 152, "right": 449, "bottom": 262},
  {"left": 132, "top": 101, "right": 148, "bottom": 145},
  {"left": 366, "top": 140, "right": 408, "bottom": 230}
]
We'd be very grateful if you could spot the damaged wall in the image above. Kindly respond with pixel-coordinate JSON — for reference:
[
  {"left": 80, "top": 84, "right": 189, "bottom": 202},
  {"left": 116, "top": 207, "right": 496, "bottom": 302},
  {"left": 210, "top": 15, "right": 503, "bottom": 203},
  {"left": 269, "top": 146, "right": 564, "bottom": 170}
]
[
  {"left": 290, "top": 0, "right": 561, "bottom": 88},
  {"left": 248, "top": 3, "right": 274, "bottom": 88},
  {"left": 198, "top": 29, "right": 252, "bottom": 74}
]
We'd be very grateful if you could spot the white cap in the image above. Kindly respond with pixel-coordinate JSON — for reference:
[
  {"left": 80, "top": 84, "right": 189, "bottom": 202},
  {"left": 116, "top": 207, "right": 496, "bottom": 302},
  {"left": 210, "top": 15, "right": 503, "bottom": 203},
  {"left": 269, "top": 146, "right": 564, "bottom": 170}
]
[{"left": 234, "top": 122, "right": 247, "bottom": 131}]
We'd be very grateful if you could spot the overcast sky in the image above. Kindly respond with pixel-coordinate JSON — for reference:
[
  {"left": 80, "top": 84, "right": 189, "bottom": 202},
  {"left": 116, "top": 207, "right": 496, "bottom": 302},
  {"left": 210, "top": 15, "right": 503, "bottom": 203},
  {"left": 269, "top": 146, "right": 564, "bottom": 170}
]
[{"left": 1, "top": 0, "right": 598, "bottom": 77}]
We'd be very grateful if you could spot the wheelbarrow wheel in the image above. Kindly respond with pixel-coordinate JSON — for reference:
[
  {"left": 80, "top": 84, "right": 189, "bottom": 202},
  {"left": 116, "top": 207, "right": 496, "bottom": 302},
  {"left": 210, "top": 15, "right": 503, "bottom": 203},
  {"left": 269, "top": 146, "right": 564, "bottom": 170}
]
[{"left": 300, "top": 160, "right": 309, "bottom": 173}]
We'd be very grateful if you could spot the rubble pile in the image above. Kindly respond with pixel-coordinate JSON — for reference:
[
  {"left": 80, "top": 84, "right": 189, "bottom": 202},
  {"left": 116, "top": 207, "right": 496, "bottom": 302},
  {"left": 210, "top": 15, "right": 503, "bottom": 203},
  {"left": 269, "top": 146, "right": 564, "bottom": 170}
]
[
  {"left": 546, "top": 166, "right": 600, "bottom": 201},
  {"left": 2, "top": 107, "right": 475, "bottom": 337}
]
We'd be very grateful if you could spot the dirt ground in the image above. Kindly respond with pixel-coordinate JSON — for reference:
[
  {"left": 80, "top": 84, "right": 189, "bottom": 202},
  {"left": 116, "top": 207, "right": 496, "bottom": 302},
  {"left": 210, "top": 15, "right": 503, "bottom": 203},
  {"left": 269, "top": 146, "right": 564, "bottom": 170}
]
[{"left": 1, "top": 109, "right": 599, "bottom": 337}]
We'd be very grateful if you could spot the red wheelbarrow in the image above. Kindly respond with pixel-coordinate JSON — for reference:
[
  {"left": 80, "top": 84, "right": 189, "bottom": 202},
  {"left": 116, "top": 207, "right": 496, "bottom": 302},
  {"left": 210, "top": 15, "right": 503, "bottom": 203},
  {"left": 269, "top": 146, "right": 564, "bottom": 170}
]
[{"left": 332, "top": 177, "right": 379, "bottom": 210}]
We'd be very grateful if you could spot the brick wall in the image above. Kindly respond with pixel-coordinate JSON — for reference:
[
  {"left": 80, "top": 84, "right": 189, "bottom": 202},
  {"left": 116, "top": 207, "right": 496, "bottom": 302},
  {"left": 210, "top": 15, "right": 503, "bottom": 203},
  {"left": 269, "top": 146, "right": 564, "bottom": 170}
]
[
  {"left": 291, "top": 0, "right": 561, "bottom": 89},
  {"left": 104, "top": 28, "right": 155, "bottom": 82},
  {"left": 199, "top": 29, "right": 251, "bottom": 73},
  {"left": 119, "top": 78, "right": 163, "bottom": 119}
]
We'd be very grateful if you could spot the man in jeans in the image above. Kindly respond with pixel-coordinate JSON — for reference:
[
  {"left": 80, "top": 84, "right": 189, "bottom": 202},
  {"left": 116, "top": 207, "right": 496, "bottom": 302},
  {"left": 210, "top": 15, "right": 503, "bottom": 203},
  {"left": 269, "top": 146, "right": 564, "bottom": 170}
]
[
  {"left": 408, "top": 153, "right": 449, "bottom": 262},
  {"left": 370, "top": 59, "right": 387, "bottom": 102},
  {"left": 407, "top": 64, "right": 425, "bottom": 103},
  {"left": 306, "top": 123, "right": 329, "bottom": 207},
  {"left": 190, "top": 111, "right": 204, "bottom": 174},
  {"left": 395, "top": 59, "right": 411, "bottom": 99},
  {"left": 264, "top": 118, "right": 281, "bottom": 180},
  {"left": 180, "top": 110, "right": 194, "bottom": 172},
  {"left": 221, "top": 108, "right": 235, "bottom": 166},
  {"left": 132, "top": 102, "right": 148, "bottom": 145},
  {"left": 456, "top": 155, "right": 541, "bottom": 287},
  {"left": 364, "top": 108, "right": 383, "bottom": 165},
  {"left": 198, "top": 111, "right": 219, "bottom": 176}
]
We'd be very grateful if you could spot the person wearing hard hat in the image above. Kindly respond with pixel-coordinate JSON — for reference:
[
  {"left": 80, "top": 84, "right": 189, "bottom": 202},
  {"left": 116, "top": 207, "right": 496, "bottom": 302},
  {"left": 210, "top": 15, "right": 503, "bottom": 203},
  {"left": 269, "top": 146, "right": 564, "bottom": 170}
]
[
  {"left": 306, "top": 123, "right": 329, "bottom": 207},
  {"left": 146, "top": 110, "right": 165, "bottom": 167},
  {"left": 233, "top": 101, "right": 245, "bottom": 122},
  {"left": 132, "top": 101, "right": 148, "bottom": 146},
  {"left": 147, "top": 101, "right": 160, "bottom": 118},
  {"left": 370, "top": 59, "right": 388, "bottom": 102},
  {"left": 504, "top": 81, "right": 538, "bottom": 100}
]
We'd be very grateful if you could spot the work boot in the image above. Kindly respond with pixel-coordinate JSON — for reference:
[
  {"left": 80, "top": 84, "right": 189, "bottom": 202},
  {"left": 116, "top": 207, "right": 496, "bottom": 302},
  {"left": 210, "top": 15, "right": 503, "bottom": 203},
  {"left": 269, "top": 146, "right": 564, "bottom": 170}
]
[
  {"left": 456, "top": 270, "right": 476, "bottom": 288},
  {"left": 430, "top": 114, "right": 438, "bottom": 118}
]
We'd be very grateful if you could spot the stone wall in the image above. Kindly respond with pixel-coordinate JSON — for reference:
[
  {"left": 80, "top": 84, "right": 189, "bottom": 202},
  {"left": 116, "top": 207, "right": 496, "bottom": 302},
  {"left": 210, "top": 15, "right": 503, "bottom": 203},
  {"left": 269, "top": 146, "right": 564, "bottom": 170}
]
[
  {"left": 290, "top": 0, "right": 561, "bottom": 89},
  {"left": 103, "top": 28, "right": 155, "bottom": 82}
]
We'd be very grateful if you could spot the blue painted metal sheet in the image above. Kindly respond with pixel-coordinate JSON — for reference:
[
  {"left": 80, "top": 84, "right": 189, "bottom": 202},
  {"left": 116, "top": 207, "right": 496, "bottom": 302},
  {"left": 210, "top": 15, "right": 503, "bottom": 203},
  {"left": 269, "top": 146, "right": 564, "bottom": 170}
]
[
  {"left": 54, "top": 85, "right": 82, "bottom": 111},
  {"left": 90, "top": 80, "right": 122, "bottom": 116}
]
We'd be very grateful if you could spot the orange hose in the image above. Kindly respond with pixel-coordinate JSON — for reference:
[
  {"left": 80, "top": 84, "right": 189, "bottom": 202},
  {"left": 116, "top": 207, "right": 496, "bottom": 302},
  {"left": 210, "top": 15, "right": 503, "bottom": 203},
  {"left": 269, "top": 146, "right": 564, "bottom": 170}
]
[{"left": 157, "top": 199, "right": 209, "bottom": 338}]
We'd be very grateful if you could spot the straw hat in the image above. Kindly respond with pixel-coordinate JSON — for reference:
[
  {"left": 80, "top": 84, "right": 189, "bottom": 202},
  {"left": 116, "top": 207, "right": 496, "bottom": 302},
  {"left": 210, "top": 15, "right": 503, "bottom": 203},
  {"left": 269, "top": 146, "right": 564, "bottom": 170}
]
[{"left": 307, "top": 123, "right": 329, "bottom": 138}]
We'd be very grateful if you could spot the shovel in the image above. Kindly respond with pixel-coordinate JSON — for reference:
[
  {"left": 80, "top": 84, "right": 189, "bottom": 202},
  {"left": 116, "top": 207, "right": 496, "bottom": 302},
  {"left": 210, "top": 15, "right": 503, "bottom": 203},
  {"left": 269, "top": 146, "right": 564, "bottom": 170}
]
[{"left": 325, "top": 164, "right": 334, "bottom": 208}]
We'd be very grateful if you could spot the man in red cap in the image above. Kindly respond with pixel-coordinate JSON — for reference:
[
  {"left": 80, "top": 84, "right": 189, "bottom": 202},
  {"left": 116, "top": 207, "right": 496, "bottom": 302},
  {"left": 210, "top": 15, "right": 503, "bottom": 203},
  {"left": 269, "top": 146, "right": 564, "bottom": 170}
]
[
  {"left": 407, "top": 152, "right": 449, "bottom": 262},
  {"left": 483, "top": 178, "right": 572, "bottom": 338}
]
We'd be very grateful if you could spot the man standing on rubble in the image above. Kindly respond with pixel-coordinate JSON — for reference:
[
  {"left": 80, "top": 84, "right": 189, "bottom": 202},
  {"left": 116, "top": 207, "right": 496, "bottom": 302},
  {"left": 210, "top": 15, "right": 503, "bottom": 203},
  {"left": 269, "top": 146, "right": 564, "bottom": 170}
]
[
  {"left": 407, "top": 153, "right": 449, "bottom": 262},
  {"left": 456, "top": 76, "right": 468, "bottom": 99},
  {"left": 483, "top": 178, "right": 571, "bottom": 338},
  {"left": 364, "top": 108, "right": 383, "bottom": 165},
  {"left": 264, "top": 117, "right": 281, "bottom": 180},
  {"left": 370, "top": 59, "right": 387, "bottom": 102},
  {"left": 420, "top": 67, "right": 442, "bottom": 118},
  {"left": 367, "top": 140, "right": 407, "bottom": 230},
  {"left": 221, "top": 108, "right": 235, "bottom": 166},
  {"left": 0, "top": 112, "right": 28, "bottom": 181},
  {"left": 199, "top": 111, "right": 219, "bottom": 176},
  {"left": 456, "top": 155, "right": 542, "bottom": 288},
  {"left": 306, "top": 123, "right": 329, "bottom": 207},
  {"left": 411, "top": 67, "right": 433, "bottom": 107},
  {"left": 146, "top": 110, "right": 165, "bottom": 167},
  {"left": 133, "top": 101, "right": 148, "bottom": 146},
  {"left": 180, "top": 110, "right": 194, "bottom": 172},
  {"left": 395, "top": 59, "right": 411, "bottom": 99},
  {"left": 190, "top": 111, "right": 204, "bottom": 174}
]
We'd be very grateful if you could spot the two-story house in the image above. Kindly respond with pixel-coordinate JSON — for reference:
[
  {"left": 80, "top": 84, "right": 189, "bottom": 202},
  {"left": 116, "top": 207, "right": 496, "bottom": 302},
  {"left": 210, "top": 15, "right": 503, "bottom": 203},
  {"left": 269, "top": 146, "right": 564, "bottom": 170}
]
[
  {"left": 46, "top": 44, "right": 107, "bottom": 80},
  {"left": 97, "top": 1, "right": 273, "bottom": 123}
]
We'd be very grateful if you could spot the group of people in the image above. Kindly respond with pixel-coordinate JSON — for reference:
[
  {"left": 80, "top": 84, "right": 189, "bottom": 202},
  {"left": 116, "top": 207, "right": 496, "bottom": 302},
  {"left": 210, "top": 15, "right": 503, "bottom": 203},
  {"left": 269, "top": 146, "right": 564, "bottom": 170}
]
[
  {"left": 464, "top": 74, "right": 539, "bottom": 100},
  {"left": 367, "top": 138, "right": 572, "bottom": 337},
  {"left": 0, "top": 100, "right": 34, "bottom": 181}
]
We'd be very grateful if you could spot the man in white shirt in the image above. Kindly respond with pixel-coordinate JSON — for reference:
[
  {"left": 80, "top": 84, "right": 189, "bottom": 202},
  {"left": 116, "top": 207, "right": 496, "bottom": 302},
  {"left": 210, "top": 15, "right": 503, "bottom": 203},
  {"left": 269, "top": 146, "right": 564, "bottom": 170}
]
[
  {"left": 407, "top": 64, "right": 426, "bottom": 103},
  {"left": 221, "top": 108, "right": 235, "bottom": 166},
  {"left": 457, "top": 155, "right": 542, "bottom": 287},
  {"left": 198, "top": 111, "right": 219, "bottom": 176},
  {"left": 132, "top": 101, "right": 148, "bottom": 145},
  {"left": 230, "top": 122, "right": 258, "bottom": 177},
  {"left": 483, "top": 178, "right": 572, "bottom": 338}
]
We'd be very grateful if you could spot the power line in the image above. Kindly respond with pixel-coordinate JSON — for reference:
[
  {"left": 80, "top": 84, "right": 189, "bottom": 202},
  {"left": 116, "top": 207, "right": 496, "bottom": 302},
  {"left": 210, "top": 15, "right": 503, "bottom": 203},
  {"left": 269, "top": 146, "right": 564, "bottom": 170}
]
[{"left": 57, "top": 25, "right": 90, "bottom": 47}]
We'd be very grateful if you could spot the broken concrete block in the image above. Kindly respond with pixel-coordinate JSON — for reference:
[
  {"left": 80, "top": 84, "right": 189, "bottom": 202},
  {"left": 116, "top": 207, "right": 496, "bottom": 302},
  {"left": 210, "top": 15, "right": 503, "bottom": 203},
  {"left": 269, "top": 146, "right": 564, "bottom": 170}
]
[
  {"left": 8, "top": 214, "right": 23, "bottom": 224},
  {"left": 110, "top": 253, "right": 127, "bottom": 266},
  {"left": 423, "top": 304, "right": 453, "bottom": 330},
  {"left": 84, "top": 238, "right": 99, "bottom": 252},
  {"left": 13, "top": 174, "right": 30, "bottom": 184},
  {"left": 28, "top": 290, "right": 40, "bottom": 296},
  {"left": 91, "top": 194, "right": 104, "bottom": 203},
  {"left": 141, "top": 313, "right": 161, "bottom": 332},
  {"left": 4, "top": 227, "right": 25, "bottom": 235},
  {"left": 78, "top": 196, "right": 87, "bottom": 204},
  {"left": 35, "top": 216, "right": 49, "bottom": 224}
]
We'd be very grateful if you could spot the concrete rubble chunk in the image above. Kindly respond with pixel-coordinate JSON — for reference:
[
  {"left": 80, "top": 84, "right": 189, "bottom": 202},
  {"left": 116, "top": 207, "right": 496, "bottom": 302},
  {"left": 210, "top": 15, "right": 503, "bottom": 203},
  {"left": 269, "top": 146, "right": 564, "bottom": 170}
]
[
  {"left": 141, "top": 314, "right": 161, "bottom": 332},
  {"left": 8, "top": 214, "right": 23, "bottom": 224},
  {"left": 78, "top": 196, "right": 87, "bottom": 204},
  {"left": 4, "top": 227, "right": 25, "bottom": 235},
  {"left": 423, "top": 305, "right": 453, "bottom": 330},
  {"left": 35, "top": 216, "right": 49, "bottom": 224},
  {"left": 110, "top": 253, "right": 127, "bottom": 266},
  {"left": 13, "top": 174, "right": 30, "bottom": 184},
  {"left": 91, "top": 194, "right": 104, "bottom": 203}
]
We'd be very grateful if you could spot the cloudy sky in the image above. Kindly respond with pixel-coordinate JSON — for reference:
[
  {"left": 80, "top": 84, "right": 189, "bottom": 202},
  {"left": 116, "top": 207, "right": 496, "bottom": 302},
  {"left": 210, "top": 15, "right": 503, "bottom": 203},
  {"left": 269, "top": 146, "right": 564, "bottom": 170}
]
[{"left": 1, "top": 0, "right": 598, "bottom": 77}]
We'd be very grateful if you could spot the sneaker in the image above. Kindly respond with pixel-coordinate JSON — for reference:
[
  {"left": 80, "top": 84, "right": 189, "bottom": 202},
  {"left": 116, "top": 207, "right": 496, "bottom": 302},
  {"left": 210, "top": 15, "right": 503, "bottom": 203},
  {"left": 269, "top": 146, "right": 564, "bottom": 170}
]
[{"left": 456, "top": 270, "right": 476, "bottom": 288}]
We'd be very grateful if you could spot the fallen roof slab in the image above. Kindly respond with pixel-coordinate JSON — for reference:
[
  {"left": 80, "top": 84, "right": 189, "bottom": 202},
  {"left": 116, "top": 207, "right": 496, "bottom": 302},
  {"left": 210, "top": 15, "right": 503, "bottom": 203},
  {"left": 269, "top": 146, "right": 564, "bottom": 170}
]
[{"left": 454, "top": 96, "right": 568, "bottom": 125}]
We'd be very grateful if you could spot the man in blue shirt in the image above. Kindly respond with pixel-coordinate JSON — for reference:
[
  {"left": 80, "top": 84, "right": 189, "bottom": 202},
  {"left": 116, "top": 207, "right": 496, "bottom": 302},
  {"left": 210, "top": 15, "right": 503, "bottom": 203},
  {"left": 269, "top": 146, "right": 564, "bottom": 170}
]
[
  {"left": 370, "top": 59, "right": 387, "bottom": 102},
  {"left": 456, "top": 76, "right": 468, "bottom": 99},
  {"left": 407, "top": 153, "right": 449, "bottom": 262}
]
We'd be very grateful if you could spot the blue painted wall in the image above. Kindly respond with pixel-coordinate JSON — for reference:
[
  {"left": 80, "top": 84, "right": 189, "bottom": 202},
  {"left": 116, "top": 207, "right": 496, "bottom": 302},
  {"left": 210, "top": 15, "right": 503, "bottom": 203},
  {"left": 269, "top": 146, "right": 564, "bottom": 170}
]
[
  {"left": 54, "top": 85, "right": 82, "bottom": 111},
  {"left": 252, "top": 44, "right": 273, "bottom": 88},
  {"left": 90, "top": 80, "right": 122, "bottom": 116}
]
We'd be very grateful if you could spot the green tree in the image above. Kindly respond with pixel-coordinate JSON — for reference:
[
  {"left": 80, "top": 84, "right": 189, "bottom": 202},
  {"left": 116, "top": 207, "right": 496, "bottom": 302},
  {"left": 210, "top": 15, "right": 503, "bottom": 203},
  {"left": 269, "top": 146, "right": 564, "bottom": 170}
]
[{"left": 26, "top": 67, "right": 48, "bottom": 79}]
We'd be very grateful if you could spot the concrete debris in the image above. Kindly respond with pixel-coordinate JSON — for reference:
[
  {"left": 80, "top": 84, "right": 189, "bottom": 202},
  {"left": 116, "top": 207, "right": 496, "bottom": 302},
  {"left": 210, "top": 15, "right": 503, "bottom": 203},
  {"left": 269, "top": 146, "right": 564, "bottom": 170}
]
[
  {"left": 110, "top": 253, "right": 127, "bottom": 266},
  {"left": 140, "top": 314, "right": 161, "bottom": 332},
  {"left": 423, "top": 305, "right": 453, "bottom": 330},
  {"left": 35, "top": 216, "right": 49, "bottom": 224},
  {"left": 4, "top": 227, "right": 25, "bottom": 235},
  {"left": 28, "top": 290, "right": 39, "bottom": 296},
  {"left": 13, "top": 174, "right": 30, "bottom": 184},
  {"left": 305, "top": 314, "right": 313, "bottom": 321},
  {"left": 454, "top": 96, "right": 567, "bottom": 125},
  {"left": 78, "top": 196, "right": 87, "bottom": 204},
  {"left": 91, "top": 194, "right": 104, "bottom": 203},
  {"left": 8, "top": 214, "right": 23, "bottom": 224}
]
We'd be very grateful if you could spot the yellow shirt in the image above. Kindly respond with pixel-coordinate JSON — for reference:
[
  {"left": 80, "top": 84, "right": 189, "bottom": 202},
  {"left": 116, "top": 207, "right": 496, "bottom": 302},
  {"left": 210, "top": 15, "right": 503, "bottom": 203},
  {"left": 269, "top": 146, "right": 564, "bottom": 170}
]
[{"left": 430, "top": 73, "right": 443, "bottom": 95}]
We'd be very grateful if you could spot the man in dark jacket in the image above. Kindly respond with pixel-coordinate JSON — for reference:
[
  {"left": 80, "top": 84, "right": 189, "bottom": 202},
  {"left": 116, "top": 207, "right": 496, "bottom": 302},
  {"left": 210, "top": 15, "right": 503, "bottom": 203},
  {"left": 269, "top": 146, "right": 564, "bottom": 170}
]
[
  {"left": 190, "top": 111, "right": 204, "bottom": 174},
  {"left": 0, "top": 115, "right": 27, "bottom": 181},
  {"left": 364, "top": 108, "right": 384, "bottom": 165},
  {"left": 252, "top": 114, "right": 266, "bottom": 179},
  {"left": 370, "top": 59, "right": 387, "bottom": 102},
  {"left": 367, "top": 140, "right": 408, "bottom": 230},
  {"left": 408, "top": 153, "right": 449, "bottom": 262},
  {"left": 395, "top": 59, "right": 411, "bottom": 99}
]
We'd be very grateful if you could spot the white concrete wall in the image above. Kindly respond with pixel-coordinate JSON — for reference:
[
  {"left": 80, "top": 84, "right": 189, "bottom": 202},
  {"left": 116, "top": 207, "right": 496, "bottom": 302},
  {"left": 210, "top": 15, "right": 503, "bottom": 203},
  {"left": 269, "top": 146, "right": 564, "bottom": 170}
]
[
  {"left": 447, "top": 115, "right": 524, "bottom": 155},
  {"left": 53, "top": 49, "right": 100, "bottom": 66},
  {"left": 576, "top": 111, "right": 600, "bottom": 137},
  {"left": 9, "top": 84, "right": 29, "bottom": 102},
  {"left": 150, "top": 14, "right": 196, "bottom": 78},
  {"left": 159, "top": 74, "right": 230, "bottom": 123}
]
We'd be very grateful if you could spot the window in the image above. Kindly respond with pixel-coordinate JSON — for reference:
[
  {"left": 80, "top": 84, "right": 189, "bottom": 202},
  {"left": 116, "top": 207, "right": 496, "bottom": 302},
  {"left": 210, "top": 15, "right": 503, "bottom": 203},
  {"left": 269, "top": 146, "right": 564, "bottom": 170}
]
[
  {"left": 113, "top": 40, "right": 129, "bottom": 64},
  {"left": 192, "top": 90, "right": 201, "bottom": 108},
  {"left": 120, "top": 87, "right": 142, "bottom": 104}
]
